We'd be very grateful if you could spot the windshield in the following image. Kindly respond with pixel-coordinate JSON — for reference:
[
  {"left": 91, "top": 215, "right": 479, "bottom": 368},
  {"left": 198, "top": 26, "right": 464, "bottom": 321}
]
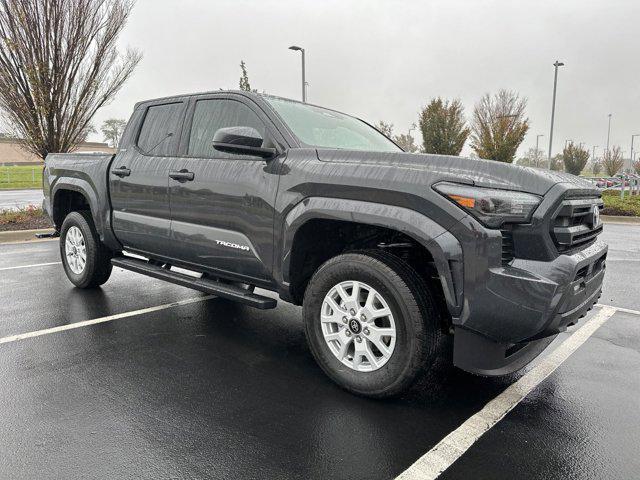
[{"left": 266, "top": 97, "right": 402, "bottom": 153}]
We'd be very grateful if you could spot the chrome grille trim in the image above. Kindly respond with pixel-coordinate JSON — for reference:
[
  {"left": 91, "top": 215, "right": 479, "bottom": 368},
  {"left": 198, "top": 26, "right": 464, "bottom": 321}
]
[{"left": 551, "top": 197, "right": 604, "bottom": 252}]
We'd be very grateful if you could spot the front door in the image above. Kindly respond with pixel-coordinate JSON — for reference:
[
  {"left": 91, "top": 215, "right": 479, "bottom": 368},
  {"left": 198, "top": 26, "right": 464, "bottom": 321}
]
[
  {"left": 109, "top": 101, "right": 186, "bottom": 256},
  {"left": 168, "top": 96, "right": 281, "bottom": 285}
]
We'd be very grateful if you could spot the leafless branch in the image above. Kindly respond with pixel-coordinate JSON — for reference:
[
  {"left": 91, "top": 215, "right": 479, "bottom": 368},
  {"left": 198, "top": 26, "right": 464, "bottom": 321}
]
[{"left": 0, "top": 0, "right": 141, "bottom": 159}]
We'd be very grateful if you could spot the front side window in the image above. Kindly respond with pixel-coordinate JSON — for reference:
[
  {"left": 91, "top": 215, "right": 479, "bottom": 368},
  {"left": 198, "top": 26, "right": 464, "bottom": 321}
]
[
  {"left": 188, "top": 99, "right": 266, "bottom": 158},
  {"left": 137, "top": 102, "right": 183, "bottom": 156},
  {"left": 265, "top": 97, "right": 401, "bottom": 153}
]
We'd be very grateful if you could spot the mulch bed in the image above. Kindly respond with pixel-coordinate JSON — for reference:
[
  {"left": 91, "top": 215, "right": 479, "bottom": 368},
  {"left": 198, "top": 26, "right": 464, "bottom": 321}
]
[{"left": 0, "top": 210, "right": 54, "bottom": 232}]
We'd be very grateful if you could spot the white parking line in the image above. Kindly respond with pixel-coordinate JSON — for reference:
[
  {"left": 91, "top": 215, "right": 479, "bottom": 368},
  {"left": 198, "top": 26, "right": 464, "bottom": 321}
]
[
  {"left": 597, "top": 303, "right": 640, "bottom": 316},
  {"left": 0, "top": 261, "right": 62, "bottom": 271},
  {"left": 396, "top": 305, "right": 618, "bottom": 480},
  {"left": 0, "top": 295, "right": 216, "bottom": 345}
]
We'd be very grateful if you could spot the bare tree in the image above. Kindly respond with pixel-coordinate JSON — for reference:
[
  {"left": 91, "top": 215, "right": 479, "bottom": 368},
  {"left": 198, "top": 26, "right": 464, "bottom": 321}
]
[
  {"left": 592, "top": 159, "right": 603, "bottom": 176},
  {"left": 602, "top": 146, "right": 624, "bottom": 176},
  {"left": 550, "top": 154, "right": 564, "bottom": 171},
  {"left": 517, "top": 147, "right": 547, "bottom": 168},
  {"left": 101, "top": 118, "right": 127, "bottom": 148},
  {"left": 470, "top": 90, "right": 529, "bottom": 163},
  {"left": 0, "top": 0, "right": 141, "bottom": 160},
  {"left": 375, "top": 121, "right": 394, "bottom": 138},
  {"left": 633, "top": 159, "right": 640, "bottom": 175},
  {"left": 419, "top": 98, "right": 469, "bottom": 155},
  {"left": 394, "top": 133, "right": 418, "bottom": 153},
  {"left": 562, "top": 143, "right": 590, "bottom": 175},
  {"left": 374, "top": 121, "right": 419, "bottom": 152},
  {"left": 239, "top": 60, "right": 252, "bottom": 92}
]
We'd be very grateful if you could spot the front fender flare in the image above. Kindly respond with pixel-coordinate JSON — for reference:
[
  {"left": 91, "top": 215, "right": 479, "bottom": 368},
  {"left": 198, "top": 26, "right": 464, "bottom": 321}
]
[{"left": 278, "top": 197, "right": 463, "bottom": 316}]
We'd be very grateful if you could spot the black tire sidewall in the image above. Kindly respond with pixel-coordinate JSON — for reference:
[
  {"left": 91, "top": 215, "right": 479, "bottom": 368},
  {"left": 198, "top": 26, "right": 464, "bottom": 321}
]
[
  {"left": 303, "top": 255, "right": 427, "bottom": 397},
  {"left": 60, "top": 211, "right": 102, "bottom": 288}
]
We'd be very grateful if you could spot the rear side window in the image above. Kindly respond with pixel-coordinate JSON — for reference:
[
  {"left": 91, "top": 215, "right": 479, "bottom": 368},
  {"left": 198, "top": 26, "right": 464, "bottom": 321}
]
[
  {"left": 136, "top": 102, "right": 183, "bottom": 156},
  {"left": 188, "top": 99, "right": 266, "bottom": 158}
]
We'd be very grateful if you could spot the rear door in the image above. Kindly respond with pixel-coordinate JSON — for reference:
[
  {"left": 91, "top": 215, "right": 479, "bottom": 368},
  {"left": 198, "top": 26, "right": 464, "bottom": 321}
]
[
  {"left": 109, "top": 100, "right": 186, "bottom": 256},
  {"left": 168, "top": 95, "right": 282, "bottom": 285}
]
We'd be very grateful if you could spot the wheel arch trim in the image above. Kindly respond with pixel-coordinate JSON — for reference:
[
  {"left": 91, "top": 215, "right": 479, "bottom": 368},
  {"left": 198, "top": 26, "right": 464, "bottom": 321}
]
[
  {"left": 279, "top": 197, "right": 463, "bottom": 316},
  {"left": 51, "top": 179, "right": 121, "bottom": 250},
  {"left": 52, "top": 180, "right": 100, "bottom": 229}
]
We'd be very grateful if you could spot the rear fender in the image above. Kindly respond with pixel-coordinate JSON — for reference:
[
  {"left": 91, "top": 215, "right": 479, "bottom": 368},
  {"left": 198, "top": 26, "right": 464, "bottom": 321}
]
[{"left": 51, "top": 179, "right": 120, "bottom": 250}]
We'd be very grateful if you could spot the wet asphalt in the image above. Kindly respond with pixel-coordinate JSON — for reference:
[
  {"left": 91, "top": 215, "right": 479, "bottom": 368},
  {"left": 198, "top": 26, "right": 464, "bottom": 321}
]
[
  {"left": 0, "top": 223, "right": 638, "bottom": 480},
  {"left": 0, "top": 189, "right": 43, "bottom": 210}
]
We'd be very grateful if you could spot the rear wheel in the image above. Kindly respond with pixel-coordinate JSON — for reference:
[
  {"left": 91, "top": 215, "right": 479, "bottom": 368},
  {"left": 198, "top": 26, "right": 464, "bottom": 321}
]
[
  {"left": 60, "top": 211, "right": 113, "bottom": 288},
  {"left": 303, "top": 250, "right": 441, "bottom": 398}
]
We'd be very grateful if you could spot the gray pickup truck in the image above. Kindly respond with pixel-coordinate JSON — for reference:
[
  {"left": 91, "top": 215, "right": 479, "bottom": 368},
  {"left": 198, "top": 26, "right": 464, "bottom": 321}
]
[{"left": 43, "top": 91, "right": 607, "bottom": 397}]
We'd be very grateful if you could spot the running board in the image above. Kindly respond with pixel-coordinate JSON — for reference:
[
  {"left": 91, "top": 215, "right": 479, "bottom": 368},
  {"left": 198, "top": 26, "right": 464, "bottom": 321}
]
[{"left": 111, "top": 257, "right": 277, "bottom": 310}]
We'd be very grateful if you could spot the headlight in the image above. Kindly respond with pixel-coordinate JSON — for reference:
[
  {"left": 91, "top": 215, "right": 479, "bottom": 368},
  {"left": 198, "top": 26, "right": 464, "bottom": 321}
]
[{"left": 433, "top": 182, "right": 541, "bottom": 228}]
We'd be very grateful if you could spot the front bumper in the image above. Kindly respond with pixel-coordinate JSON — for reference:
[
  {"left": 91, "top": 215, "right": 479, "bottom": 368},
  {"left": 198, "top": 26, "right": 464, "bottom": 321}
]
[{"left": 453, "top": 239, "right": 607, "bottom": 376}]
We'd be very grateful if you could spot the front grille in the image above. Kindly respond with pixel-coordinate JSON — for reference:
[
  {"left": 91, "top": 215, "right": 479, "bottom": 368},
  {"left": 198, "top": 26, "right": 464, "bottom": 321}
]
[
  {"left": 551, "top": 197, "right": 604, "bottom": 252},
  {"left": 501, "top": 229, "right": 514, "bottom": 265}
]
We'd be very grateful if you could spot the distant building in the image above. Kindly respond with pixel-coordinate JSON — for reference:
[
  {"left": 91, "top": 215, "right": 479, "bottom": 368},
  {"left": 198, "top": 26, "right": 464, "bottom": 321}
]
[{"left": 0, "top": 137, "right": 115, "bottom": 165}]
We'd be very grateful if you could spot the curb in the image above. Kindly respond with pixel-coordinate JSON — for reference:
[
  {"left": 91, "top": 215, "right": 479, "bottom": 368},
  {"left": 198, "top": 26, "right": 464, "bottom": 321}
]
[
  {"left": 0, "top": 228, "right": 56, "bottom": 244},
  {"left": 601, "top": 215, "right": 640, "bottom": 225}
]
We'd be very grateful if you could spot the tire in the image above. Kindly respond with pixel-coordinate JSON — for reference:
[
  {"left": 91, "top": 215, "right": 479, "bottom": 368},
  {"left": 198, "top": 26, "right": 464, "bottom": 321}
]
[
  {"left": 303, "top": 250, "right": 442, "bottom": 398},
  {"left": 60, "top": 211, "right": 113, "bottom": 288}
]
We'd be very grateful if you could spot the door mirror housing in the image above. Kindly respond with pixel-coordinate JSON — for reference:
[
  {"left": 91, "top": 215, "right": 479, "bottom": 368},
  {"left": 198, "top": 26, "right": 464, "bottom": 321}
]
[{"left": 212, "top": 126, "right": 276, "bottom": 159}]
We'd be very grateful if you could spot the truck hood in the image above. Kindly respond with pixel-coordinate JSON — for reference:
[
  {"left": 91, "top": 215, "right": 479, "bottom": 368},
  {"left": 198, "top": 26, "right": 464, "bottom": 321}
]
[{"left": 316, "top": 149, "right": 595, "bottom": 196}]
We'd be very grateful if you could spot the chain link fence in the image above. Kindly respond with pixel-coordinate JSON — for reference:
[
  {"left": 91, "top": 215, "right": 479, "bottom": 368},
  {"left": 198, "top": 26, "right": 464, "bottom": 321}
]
[{"left": 0, "top": 165, "right": 43, "bottom": 189}]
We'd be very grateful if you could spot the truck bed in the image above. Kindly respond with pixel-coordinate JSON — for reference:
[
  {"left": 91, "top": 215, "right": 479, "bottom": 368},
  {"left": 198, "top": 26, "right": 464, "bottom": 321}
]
[{"left": 43, "top": 152, "right": 115, "bottom": 239}]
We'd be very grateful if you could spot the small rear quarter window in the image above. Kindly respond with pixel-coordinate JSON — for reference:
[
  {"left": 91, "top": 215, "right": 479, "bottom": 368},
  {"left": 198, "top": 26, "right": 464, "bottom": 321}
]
[{"left": 137, "top": 102, "right": 183, "bottom": 156}]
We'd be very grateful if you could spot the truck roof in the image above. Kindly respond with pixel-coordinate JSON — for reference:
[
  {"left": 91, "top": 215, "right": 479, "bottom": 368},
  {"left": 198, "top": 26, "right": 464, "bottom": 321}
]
[
  {"left": 133, "top": 90, "right": 300, "bottom": 109},
  {"left": 132, "top": 90, "right": 353, "bottom": 120}
]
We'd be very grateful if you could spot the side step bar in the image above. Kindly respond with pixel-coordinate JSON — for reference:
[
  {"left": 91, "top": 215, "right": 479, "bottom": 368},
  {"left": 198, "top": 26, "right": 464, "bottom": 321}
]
[{"left": 111, "top": 257, "right": 277, "bottom": 310}]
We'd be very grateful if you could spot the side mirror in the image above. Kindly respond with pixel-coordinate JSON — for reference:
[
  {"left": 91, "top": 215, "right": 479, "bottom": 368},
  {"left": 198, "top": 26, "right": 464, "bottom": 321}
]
[{"left": 212, "top": 126, "right": 276, "bottom": 159}]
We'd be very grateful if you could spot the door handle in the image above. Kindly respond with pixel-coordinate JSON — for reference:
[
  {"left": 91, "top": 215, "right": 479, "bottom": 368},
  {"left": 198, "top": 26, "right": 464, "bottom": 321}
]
[
  {"left": 111, "top": 166, "right": 131, "bottom": 177},
  {"left": 169, "top": 170, "right": 195, "bottom": 182}
]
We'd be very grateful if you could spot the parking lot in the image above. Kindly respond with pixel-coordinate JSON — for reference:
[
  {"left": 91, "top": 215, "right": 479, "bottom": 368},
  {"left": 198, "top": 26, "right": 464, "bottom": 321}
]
[{"left": 0, "top": 223, "right": 638, "bottom": 480}]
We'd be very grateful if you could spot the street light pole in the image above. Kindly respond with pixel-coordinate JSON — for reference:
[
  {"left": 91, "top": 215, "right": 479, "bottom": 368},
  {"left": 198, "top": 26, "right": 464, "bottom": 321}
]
[
  {"left": 630, "top": 134, "right": 639, "bottom": 170},
  {"left": 548, "top": 60, "right": 564, "bottom": 162},
  {"left": 288, "top": 45, "right": 306, "bottom": 102},
  {"left": 536, "top": 134, "right": 544, "bottom": 167},
  {"left": 592, "top": 145, "right": 598, "bottom": 161},
  {"left": 606, "top": 114, "right": 612, "bottom": 152}
]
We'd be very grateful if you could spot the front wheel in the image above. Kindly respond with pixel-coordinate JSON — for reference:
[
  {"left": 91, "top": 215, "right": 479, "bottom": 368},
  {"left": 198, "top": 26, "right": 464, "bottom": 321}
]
[
  {"left": 60, "top": 211, "right": 113, "bottom": 288},
  {"left": 303, "top": 251, "right": 442, "bottom": 398}
]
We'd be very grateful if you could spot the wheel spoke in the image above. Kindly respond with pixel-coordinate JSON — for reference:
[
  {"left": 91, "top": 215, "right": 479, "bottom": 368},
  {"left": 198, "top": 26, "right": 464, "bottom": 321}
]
[
  {"left": 364, "top": 289, "right": 376, "bottom": 310},
  {"left": 335, "top": 283, "right": 349, "bottom": 304},
  {"left": 351, "top": 282, "right": 361, "bottom": 305},
  {"left": 367, "top": 333, "right": 392, "bottom": 358},
  {"left": 321, "top": 313, "right": 340, "bottom": 324},
  {"left": 323, "top": 297, "right": 343, "bottom": 319},
  {"left": 355, "top": 338, "right": 378, "bottom": 369},
  {"left": 369, "top": 306, "right": 391, "bottom": 321},
  {"left": 336, "top": 336, "right": 352, "bottom": 360}
]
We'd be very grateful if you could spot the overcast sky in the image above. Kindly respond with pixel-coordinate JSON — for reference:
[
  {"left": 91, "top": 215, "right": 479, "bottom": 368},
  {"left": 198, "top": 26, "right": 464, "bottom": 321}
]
[{"left": 94, "top": 0, "right": 640, "bottom": 159}]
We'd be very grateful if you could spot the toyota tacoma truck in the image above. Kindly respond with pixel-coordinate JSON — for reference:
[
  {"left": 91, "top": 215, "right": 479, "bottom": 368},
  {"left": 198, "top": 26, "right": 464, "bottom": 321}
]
[{"left": 43, "top": 91, "right": 607, "bottom": 398}]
